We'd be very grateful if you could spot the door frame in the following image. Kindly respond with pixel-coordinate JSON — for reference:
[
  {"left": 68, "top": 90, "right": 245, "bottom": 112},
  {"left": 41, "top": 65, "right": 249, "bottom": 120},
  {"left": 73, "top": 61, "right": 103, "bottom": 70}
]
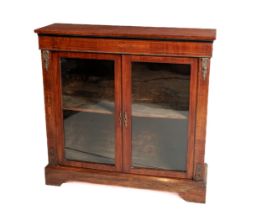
[
  {"left": 54, "top": 52, "right": 123, "bottom": 172},
  {"left": 122, "top": 55, "right": 198, "bottom": 179}
]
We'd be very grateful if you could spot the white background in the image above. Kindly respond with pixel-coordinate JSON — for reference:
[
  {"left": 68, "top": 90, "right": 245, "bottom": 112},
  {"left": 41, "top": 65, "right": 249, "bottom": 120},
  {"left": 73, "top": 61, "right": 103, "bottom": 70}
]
[{"left": 1, "top": 0, "right": 262, "bottom": 209}]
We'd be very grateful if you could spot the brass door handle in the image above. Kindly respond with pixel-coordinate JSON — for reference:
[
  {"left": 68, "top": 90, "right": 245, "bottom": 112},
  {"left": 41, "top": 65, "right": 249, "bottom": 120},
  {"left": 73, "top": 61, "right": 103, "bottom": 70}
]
[
  {"left": 120, "top": 111, "right": 128, "bottom": 128},
  {"left": 123, "top": 112, "right": 128, "bottom": 128}
]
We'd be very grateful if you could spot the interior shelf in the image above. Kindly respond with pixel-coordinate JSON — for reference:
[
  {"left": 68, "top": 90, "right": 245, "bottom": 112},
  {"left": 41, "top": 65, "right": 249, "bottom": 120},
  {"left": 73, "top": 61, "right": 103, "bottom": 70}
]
[
  {"left": 63, "top": 96, "right": 113, "bottom": 115},
  {"left": 63, "top": 95, "right": 188, "bottom": 119}
]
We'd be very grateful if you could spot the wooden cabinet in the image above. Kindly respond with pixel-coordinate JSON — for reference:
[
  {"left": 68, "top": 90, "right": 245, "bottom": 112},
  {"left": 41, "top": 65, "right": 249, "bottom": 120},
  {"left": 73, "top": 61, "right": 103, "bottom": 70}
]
[{"left": 35, "top": 23, "right": 216, "bottom": 203}]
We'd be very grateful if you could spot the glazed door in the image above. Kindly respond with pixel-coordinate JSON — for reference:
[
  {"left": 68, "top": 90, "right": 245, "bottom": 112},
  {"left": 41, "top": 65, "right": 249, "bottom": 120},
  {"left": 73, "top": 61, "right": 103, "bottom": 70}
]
[
  {"left": 56, "top": 52, "right": 122, "bottom": 171},
  {"left": 122, "top": 55, "right": 198, "bottom": 178}
]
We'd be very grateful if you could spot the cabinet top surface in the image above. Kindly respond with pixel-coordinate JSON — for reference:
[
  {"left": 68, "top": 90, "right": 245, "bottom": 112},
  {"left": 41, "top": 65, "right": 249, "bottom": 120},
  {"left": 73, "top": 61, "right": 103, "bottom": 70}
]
[{"left": 35, "top": 23, "right": 216, "bottom": 42}]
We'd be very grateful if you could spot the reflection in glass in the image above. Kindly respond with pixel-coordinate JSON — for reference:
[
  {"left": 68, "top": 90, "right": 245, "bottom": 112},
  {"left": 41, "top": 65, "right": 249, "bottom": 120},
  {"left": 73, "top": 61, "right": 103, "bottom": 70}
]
[
  {"left": 61, "top": 58, "right": 115, "bottom": 164},
  {"left": 131, "top": 62, "right": 190, "bottom": 171}
]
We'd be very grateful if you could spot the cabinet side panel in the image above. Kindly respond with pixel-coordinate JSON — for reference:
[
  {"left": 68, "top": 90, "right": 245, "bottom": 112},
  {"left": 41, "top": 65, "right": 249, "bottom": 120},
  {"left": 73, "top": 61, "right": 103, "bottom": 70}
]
[
  {"left": 185, "top": 59, "right": 198, "bottom": 178},
  {"left": 193, "top": 58, "right": 210, "bottom": 180},
  {"left": 53, "top": 53, "right": 64, "bottom": 164},
  {"left": 41, "top": 51, "right": 59, "bottom": 165}
]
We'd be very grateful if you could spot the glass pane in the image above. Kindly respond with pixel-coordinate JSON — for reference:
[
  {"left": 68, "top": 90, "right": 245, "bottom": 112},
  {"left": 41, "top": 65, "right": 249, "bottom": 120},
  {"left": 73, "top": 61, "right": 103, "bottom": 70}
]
[
  {"left": 61, "top": 58, "right": 115, "bottom": 165},
  {"left": 131, "top": 62, "right": 190, "bottom": 171}
]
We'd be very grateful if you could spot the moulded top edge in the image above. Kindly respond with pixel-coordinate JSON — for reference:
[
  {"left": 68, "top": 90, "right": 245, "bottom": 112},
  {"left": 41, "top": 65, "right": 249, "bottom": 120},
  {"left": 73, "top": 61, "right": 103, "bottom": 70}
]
[{"left": 34, "top": 23, "right": 216, "bottom": 42}]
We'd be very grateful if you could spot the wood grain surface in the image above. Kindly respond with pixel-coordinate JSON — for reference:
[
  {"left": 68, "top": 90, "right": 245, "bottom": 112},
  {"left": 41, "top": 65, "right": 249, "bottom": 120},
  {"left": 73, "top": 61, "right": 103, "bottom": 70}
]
[
  {"left": 37, "top": 24, "right": 216, "bottom": 203},
  {"left": 35, "top": 23, "right": 216, "bottom": 41}
]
